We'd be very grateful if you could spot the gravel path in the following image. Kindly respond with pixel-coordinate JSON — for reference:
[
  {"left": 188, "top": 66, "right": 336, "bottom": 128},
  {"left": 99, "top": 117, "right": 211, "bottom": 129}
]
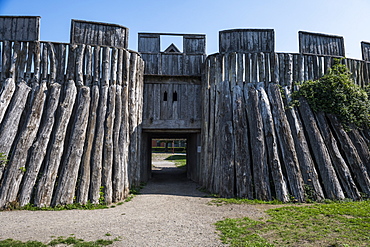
[{"left": 0, "top": 156, "right": 276, "bottom": 246}]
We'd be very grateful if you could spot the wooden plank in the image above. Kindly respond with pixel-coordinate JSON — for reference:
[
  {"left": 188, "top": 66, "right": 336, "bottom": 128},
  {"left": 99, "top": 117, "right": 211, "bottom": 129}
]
[
  {"left": 52, "top": 86, "right": 90, "bottom": 206},
  {"left": 18, "top": 83, "right": 61, "bottom": 206},
  {"left": 34, "top": 80, "right": 77, "bottom": 207}
]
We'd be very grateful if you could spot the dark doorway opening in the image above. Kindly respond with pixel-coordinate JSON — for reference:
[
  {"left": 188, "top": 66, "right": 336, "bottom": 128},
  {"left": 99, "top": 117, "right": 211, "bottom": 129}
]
[{"left": 141, "top": 131, "right": 201, "bottom": 184}]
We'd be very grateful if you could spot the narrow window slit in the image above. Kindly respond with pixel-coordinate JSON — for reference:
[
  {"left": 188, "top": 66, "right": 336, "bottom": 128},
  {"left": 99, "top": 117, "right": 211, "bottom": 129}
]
[
  {"left": 163, "top": 91, "right": 168, "bottom": 101},
  {"left": 173, "top": 91, "right": 177, "bottom": 101}
]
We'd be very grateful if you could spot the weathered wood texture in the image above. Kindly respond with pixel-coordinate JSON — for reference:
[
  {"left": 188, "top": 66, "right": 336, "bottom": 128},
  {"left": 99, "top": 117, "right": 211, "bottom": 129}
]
[
  {"left": 0, "top": 37, "right": 144, "bottom": 208},
  {"left": 138, "top": 33, "right": 206, "bottom": 76},
  {"left": 70, "top": 19, "right": 128, "bottom": 48},
  {"left": 0, "top": 16, "right": 40, "bottom": 41},
  {"left": 142, "top": 77, "right": 202, "bottom": 130},
  {"left": 201, "top": 51, "right": 370, "bottom": 201},
  {"left": 299, "top": 31, "right": 345, "bottom": 57},
  {"left": 361, "top": 42, "right": 370, "bottom": 61},
  {"left": 219, "top": 29, "right": 275, "bottom": 53}
]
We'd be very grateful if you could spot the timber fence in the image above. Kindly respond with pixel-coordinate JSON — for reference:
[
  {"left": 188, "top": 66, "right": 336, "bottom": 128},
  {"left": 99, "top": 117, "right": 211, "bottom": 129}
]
[
  {"left": 201, "top": 52, "right": 370, "bottom": 201},
  {"left": 0, "top": 40, "right": 144, "bottom": 208}
]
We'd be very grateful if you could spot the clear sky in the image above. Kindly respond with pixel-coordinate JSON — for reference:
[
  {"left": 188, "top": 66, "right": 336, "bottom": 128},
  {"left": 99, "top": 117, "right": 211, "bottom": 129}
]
[{"left": 1, "top": 0, "right": 369, "bottom": 59}]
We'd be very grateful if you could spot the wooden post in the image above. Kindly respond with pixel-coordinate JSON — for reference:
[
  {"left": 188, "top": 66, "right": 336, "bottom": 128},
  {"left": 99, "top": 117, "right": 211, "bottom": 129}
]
[
  {"left": 90, "top": 47, "right": 110, "bottom": 204},
  {"left": 267, "top": 83, "right": 305, "bottom": 202},
  {"left": 0, "top": 81, "right": 31, "bottom": 157},
  {"left": 297, "top": 99, "right": 345, "bottom": 200},
  {"left": 0, "top": 81, "right": 46, "bottom": 208},
  {"left": 52, "top": 86, "right": 91, "bottom": 206},
  {"left": 283, "top": 87, "right": 324, "bottom": 201},
  {"left": 34, "top": 80, "right": 77, "bottom": 207},
  {"left": 245, "top": 83, "right": 271, "bottom": 201},
  {"left": 258, "top": 83, "right": 289, "bottom": 202},
  {"left": 327, "top": 114, "right": 370, "bottom": 196},
  {"left": 315, "top": 112, "right": 361, "bottom": 200},
  {"left": 18, "top": 83, "right": 62, "bottom": 206}
]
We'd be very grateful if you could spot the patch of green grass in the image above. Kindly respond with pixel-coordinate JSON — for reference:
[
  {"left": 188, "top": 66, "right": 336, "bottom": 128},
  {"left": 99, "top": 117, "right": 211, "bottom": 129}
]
[
  {"left": 216, "top": 200, "right": 370, "bottom": 246},
  {"left": 0, "top": 235, "right": 121, "bottom": 247},
  {"left": 165, "top": 155, "right": 186, "bottom": 168},
  {"left": 12, "top": 201, "right": 109, "bottom": 211},
  {"left": 211, "top": 198, "right": 283, "bottom": 205},
  {"left": 0, "top": 239, "right": 47, "bottom": 247}
]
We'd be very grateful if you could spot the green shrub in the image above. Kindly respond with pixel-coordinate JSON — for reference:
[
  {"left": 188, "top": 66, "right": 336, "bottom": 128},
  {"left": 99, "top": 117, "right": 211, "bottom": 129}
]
[{"left": 291, "top": 59, "right": 370, "bottom": 129}]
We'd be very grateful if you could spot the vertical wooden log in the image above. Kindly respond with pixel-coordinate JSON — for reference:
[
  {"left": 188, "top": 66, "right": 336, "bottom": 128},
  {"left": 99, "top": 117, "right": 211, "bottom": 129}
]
[
  {"left": 284, "top": 87, "right": 325, "bottom": 201},
  {"left": 297, "top": 99, "right": 345, "bottom": 200},
  {"left": 217, "top": 79, "right": 235, "bottom": 198},
  {"left": 18, "top": 83, "right": 62, "bottom": 206},
  {"left": 315, "top": 113, "right": 361, "bottom": 200},
  {"left": 0, "top": 82, "right": 46, "bottom": 208},
  {"left": 9, "top": 42, "right": 19, "bottom": 82},
  {"left": 267, "top": 83, "right": 305, "bottom": 202},
  {"left": 119, "top": 49, "right": 130, "bottom": 198},
  {"left": 102, "top": 84, "right": 116, "bottom": 204},
  {"left": 327, "top": 114, "right": 370, "bottom": 196},
  {"left": 52, "top": 86, "right": 90, "bottom": 206},
  {"left": 232, "top": 83, "right": 253, "bottom": 198},
  {"left": 75, "top": 44, "right": 85, "bottom": 87},
  {"left": 245, "top": 83, "right": 271, "bottom": 201},
  {"left": 244, "top": 53, "right": 251, "bottom": 83},
  {"left": 90, "top": 47, "right": 109, "bottom": 204},
  {"left": 48, "top": 43, "right": 57, "bottom": 85},
  {"left": 34, "top": 80, "right": 77, "bottom": 207},
  {"left": 112, "top": 84, "right": 123, "bottom": 202},
  {"left": 128, "top": 53, "right": 139, "bottom": 186},
  {"left": 200, "top": 57, "right": 210, "bottom": 187},
  {"left": 1, "top": 41, "right": 11, "bottom": 81},
  {"left": 211, "top": 55, "right": 223, "bottom": 193},
  {"left": 15, "top": 42, "right": 27, "bottom": 83},
  {"left": 136, "top": 58, "right": 144, "bottom": 181},
  {"left": 0, "top": 78, "right": 15, "bottom": 125},
  {"left": 25, "top": 42, "right": 36, "bottom": 83},
  {"left": 0, "top": 81, "right": 31, "bottom": 156},
  {"left": 55, "top": 44, "right": 66, "bottom": 84},
  {"left": 76, "top": 85, "right": 99, "bottom": 204},
  {"left": 348, "top": 128, "right": 370, "bottom": 174},
  {"left": 258, "top": 83, "right": 289, "bottom": 202},
  {"left": 258, "top": 52, "right": 266, "bottom": 82},
  {"left": 40, "top": 43, "right": 48, "bottom": 82},
  {"left": 84, "top": 45, "right": 93, "bottom": 86}
]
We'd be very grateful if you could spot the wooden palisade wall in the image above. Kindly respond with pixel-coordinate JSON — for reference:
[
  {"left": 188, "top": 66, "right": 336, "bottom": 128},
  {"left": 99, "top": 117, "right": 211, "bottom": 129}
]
[
  {"left": 201, "top": 29, "right": 370, "bottom": 201},
  {"left": 0, "top": 17, "right": 144, "bottom": 208}
]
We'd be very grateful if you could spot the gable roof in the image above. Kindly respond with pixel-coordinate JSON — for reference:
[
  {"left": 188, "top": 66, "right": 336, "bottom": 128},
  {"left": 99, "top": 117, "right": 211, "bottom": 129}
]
[{"left": 164, "top": 43, "right": 181, "bottom": 53}]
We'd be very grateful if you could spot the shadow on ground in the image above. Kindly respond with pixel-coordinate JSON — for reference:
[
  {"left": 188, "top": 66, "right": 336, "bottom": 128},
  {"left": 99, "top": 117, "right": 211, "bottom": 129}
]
[{"left": 139, "top": 166, "right": 207, "bottom": 198}]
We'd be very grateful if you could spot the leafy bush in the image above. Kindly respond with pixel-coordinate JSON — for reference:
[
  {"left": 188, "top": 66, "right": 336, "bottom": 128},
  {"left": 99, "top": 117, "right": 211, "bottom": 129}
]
[{"left": 291, "top": 59, "right": 370, "bottom": 129}]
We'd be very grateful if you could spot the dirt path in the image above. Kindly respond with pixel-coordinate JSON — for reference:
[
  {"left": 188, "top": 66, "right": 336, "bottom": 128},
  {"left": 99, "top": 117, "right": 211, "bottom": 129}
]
[{"left": 0, "top": 155, "right": 274, "bottom": 246}]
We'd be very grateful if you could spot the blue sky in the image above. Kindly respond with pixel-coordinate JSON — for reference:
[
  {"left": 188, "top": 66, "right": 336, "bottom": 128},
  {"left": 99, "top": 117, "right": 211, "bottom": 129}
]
[{"left": 1, "top": 0, "right": 369, "bottom": 59}]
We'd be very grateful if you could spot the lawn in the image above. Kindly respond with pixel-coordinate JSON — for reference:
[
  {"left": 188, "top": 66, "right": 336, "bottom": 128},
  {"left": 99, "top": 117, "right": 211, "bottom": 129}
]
[{"left": 216, "top": 200, "right": 370, "bottom": 246}]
